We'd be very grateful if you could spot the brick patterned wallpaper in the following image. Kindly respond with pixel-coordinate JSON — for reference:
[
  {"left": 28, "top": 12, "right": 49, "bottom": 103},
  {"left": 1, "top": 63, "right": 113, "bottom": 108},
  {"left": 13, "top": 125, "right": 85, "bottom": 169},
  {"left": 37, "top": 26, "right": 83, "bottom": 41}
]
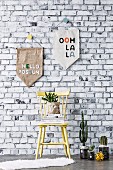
[{"left": 0, "top": 0, "right": 113, "bottom": 155}]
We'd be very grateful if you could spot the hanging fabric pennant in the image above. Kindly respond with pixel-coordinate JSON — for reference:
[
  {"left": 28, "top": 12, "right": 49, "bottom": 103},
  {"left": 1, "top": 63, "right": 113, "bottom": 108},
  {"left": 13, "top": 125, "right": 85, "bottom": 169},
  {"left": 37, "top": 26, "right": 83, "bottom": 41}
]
[
  {"left": 16, "top": 48, "right": 43, "bottom": 87},
  {"left": 53, "top": 28, "right": 79, "bottom": 69}
]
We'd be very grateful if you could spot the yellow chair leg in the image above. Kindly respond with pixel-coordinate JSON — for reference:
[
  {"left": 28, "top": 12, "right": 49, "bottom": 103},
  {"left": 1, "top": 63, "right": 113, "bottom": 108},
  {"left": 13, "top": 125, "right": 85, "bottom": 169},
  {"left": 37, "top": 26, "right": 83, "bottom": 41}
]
[
  {"left": 40, "top": 126, "right": 46, "bottom": 157},
  {"left": 61, "top": 127, "right": 68, "bottom": 157},
  {"left": 36, "top": 126, "right": 42, "bottom": 159},
  {"left": 63, "top": 127, "right": 71, "bottom": 159}
]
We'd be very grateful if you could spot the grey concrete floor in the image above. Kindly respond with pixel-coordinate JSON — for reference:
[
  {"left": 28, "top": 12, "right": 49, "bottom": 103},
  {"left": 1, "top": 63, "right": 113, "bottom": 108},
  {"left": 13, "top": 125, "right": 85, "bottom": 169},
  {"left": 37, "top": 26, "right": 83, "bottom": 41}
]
[{"left": 0, "top": 155, "right": 113, "bottom": 170}]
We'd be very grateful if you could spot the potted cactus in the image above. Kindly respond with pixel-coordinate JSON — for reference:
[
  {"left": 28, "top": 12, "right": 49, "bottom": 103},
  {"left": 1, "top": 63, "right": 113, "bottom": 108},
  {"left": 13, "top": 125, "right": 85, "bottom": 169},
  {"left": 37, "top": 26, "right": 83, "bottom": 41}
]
[
  {"left": 88, "top": 145, "right": 95, "bottom": 160},
  {"left": 79, "top": 112, "right": 88, "bottom": 159},
  {"left": 42, "top": 92, "right": 60, "bottom": 114},
  {"left": 99, "top": 136, "right": 109, "bottom": 160}
]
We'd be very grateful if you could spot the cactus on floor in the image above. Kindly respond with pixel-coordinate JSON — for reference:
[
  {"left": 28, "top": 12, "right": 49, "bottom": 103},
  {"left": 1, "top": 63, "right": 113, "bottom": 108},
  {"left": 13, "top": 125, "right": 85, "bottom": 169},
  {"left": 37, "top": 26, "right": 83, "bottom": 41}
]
[
  {"left": 100, "top": 136, "right": 107, "bottom": 146},
  {"left": 79, "top": 112, "right": 88, "bottom": 146}
]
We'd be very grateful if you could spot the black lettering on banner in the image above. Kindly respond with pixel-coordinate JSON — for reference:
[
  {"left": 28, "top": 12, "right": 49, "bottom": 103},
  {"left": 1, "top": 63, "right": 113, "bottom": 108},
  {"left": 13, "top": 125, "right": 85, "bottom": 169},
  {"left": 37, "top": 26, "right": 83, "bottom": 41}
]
[
  {"left": 59, "top": 38, "right": 64, "bottom": 43},
  {"left": 66, "top": 45, "right": 69, "bottom": 50},
  {"left": 66, "top": 52, "right": 69, "bottom": 57},
  {"left": 70, "top": 45, "right": 75, "bottom": 51},
  {"left": 70, "top": 38, "right": 75, "bottom": 43}
]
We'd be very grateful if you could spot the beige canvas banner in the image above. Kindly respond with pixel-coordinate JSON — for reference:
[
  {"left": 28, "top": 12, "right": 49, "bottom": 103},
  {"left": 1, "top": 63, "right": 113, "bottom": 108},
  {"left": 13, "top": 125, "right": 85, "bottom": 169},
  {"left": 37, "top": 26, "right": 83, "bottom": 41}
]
[
  {"left": 53, "top": 28, "right": 79, "bottom": 69},
  {"left": 16, "top": 48, "right": 43, "bottom": 87}
]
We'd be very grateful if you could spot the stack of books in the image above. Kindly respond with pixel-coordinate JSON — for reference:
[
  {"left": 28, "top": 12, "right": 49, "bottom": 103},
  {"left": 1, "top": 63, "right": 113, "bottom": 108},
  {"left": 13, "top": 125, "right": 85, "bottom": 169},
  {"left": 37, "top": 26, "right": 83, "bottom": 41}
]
[{"left": 41, "top": 114, "right": 64, "bottom": 123}]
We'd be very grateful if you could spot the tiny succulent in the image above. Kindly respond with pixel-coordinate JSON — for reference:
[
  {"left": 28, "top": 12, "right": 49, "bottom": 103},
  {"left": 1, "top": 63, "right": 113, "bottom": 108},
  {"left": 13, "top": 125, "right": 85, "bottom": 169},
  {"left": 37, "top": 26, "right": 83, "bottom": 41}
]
[
  {"left": 100, "top": 136, "right": 107, "bottom": 146},
  {"left": 42, "top": 92, "right": 58, "bottom": 102},
  {"left": 88, "top": 145, "right": 95, "bottom": 152}
]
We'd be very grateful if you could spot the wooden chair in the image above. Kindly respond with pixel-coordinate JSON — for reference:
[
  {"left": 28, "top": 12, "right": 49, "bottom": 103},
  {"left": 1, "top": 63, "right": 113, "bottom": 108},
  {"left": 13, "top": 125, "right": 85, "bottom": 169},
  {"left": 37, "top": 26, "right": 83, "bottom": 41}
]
[{"left": 35, "top": 91, "right": 71, "bottom": 159}]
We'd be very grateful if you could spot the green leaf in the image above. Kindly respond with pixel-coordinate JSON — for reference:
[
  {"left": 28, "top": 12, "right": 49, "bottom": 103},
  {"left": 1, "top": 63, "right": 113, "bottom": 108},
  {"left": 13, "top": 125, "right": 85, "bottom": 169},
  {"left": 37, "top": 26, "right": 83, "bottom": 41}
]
[
  {"left": 42, "top": 92, "right": 58, "bottom": 102},
  {"left": 89, "top": 145, "right": 95, "bottom": 151}
]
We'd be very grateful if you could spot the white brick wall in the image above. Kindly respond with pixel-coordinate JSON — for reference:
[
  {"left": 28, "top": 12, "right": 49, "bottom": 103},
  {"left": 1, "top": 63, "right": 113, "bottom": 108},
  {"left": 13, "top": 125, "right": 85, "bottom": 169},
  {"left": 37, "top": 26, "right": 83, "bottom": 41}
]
[{"left": 0, "top": 0, "right": 113, "bottom": 155}]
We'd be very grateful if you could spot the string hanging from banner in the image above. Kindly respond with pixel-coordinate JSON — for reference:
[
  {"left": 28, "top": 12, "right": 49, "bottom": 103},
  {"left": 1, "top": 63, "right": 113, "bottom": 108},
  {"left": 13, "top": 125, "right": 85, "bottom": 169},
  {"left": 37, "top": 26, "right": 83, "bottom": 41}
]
[
  {"left": 49, "top": 17, "right": 80, "bottom": 32},
  {"left": 26, "top": 33, "right": 43, "bottom": 47},
  {"left": 33, "top": 38, "right": 43, "bottom": 47}
]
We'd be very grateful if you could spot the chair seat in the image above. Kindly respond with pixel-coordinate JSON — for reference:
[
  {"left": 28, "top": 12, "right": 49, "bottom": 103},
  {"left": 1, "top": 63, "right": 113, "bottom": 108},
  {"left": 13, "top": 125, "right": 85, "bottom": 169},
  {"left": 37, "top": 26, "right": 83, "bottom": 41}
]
[{"left": 38, "top": 122, "right": 68, "bottom": 126}]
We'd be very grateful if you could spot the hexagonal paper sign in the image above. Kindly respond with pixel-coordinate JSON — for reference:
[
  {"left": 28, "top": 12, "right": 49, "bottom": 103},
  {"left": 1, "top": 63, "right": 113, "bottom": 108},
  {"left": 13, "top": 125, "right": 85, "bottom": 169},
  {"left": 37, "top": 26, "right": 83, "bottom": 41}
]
[
  {"left": 53, "top": 28, "right": 79, "bottom": 69},
  {"left": 16, "top": 48, "right": 43, "bottom": 87}
]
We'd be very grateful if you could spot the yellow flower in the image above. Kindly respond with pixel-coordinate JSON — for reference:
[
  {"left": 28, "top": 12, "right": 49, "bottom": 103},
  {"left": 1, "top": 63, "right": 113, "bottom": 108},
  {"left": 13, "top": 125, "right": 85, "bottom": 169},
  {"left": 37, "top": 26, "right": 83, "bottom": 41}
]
[
  {"left": 96, "top": 156, "right": 100, "bottom": 161},
  {"left": 96, "top": 152, "right": 104, "bottom": 161},
  {"left": 27, "top": 34, "right": 33, "bottom": 40}
]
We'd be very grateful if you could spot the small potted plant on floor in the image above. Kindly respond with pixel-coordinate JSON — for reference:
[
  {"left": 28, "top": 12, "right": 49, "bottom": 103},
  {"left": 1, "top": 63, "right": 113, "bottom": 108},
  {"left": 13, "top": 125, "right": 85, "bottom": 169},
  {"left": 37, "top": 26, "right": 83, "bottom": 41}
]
[
  {"left": 42, "top": 92, "right": 60, "bottom": 115},
  {"left": 79, "top": 112, "right": 88, "bottom": 159},
  {"left": 99, "top": 136, "right": 109, "bottom": 160},
  {"left": 88, "top": 145, "right": 95, "bottom": 160}
]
